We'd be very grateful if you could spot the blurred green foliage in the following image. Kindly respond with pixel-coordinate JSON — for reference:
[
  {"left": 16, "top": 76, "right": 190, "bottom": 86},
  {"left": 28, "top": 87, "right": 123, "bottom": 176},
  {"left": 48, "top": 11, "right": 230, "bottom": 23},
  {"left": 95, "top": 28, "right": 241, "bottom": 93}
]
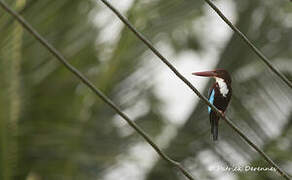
[{"left": 0, "top": 0, "right": 291, "bottom": 180}]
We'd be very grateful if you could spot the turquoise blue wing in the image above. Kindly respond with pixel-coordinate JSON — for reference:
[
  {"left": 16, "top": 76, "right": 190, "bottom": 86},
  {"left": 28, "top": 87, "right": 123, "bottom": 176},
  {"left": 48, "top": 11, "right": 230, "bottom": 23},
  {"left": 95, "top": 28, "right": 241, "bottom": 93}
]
[{"left": 208, "top": 89, "right": 215, "bottom": 114}]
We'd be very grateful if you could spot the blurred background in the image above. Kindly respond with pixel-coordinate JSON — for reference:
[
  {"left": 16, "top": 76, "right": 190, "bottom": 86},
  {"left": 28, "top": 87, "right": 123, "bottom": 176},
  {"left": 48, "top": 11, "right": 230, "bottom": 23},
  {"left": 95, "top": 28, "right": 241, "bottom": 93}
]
[{"left": 0, "top": 0, "right": 292, "bottom": 179}]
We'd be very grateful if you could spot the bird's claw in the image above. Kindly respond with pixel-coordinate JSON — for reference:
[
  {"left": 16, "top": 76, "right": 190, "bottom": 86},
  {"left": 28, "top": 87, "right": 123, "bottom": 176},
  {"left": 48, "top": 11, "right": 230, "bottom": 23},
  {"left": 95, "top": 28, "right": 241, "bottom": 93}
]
[{"left": 217, "top": 110, "right": 225, "bottom": 117}]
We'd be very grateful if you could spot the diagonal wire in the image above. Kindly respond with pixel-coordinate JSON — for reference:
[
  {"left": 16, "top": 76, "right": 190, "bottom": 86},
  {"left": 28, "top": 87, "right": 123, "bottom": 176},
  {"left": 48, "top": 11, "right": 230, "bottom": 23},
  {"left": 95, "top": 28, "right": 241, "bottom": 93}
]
[
  {"left": 0, "top": 1, "right": 196, "bottom": 180},
  {"left": 98, "top": 0, "right": 291, "bottom": 179},
  {"left": 204, "top": 0, "right": 292, "bottom": 89}
]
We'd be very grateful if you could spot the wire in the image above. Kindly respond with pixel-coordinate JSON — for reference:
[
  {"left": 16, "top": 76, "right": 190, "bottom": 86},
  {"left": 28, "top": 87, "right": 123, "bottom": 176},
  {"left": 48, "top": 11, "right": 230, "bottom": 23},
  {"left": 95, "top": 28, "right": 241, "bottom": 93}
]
[
  {"left": 98, "top": 0, "right": 290, "bottom": 179},
  {"left": 0, "top": 1, "right": 195, "bottom": 180},
  {"left": 204, "top": 0, "right": 292, "bottom": 89}
]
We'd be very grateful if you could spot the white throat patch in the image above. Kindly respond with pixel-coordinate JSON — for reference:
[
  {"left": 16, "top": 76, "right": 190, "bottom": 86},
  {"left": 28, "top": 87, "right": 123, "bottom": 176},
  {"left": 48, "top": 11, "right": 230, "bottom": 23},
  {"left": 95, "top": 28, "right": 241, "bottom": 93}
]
[{"left": 215, "top": 77, "right": 229, "bottom": 97}]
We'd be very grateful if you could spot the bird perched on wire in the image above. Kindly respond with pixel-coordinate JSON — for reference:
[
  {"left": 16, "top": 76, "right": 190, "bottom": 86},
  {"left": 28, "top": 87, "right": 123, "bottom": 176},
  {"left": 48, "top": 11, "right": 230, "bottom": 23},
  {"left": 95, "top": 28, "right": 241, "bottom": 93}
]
[{"left": 192, "top": 69, "right": 232, "bottom": 141}]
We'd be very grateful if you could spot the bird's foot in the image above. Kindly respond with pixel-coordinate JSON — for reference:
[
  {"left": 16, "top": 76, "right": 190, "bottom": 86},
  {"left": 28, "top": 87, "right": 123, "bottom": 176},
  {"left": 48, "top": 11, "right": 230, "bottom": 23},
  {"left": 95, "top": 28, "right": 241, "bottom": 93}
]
[{"left": 217, "top": 110, "right": 225, "bottom": 117}]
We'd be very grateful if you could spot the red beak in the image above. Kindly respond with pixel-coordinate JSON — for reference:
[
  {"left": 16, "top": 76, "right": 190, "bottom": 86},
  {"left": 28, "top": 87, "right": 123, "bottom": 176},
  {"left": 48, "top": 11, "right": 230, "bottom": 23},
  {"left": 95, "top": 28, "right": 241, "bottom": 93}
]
[{"left": 192, "top": 70, "right": 217, "bottom": 77}]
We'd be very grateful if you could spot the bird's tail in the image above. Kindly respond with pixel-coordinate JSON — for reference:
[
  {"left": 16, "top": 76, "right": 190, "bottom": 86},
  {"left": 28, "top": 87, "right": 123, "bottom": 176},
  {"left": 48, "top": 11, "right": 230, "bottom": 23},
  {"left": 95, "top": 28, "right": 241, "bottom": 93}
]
[{"left": 210, "top": 113, "right": 220, "bottom": 141}]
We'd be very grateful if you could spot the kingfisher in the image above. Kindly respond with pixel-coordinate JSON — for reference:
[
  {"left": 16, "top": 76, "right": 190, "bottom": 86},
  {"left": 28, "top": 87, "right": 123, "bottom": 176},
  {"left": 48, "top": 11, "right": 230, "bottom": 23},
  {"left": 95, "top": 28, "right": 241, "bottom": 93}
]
[{"left": 192, "top": 69, "right": 232, "bottom": 141}]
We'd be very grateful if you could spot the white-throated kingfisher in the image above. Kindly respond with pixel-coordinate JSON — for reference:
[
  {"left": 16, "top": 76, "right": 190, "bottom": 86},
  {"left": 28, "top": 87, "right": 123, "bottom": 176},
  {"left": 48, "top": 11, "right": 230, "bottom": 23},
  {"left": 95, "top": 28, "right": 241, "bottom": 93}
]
[{"left": 192, "top": 69, "right": 232, "bottom": 141}]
